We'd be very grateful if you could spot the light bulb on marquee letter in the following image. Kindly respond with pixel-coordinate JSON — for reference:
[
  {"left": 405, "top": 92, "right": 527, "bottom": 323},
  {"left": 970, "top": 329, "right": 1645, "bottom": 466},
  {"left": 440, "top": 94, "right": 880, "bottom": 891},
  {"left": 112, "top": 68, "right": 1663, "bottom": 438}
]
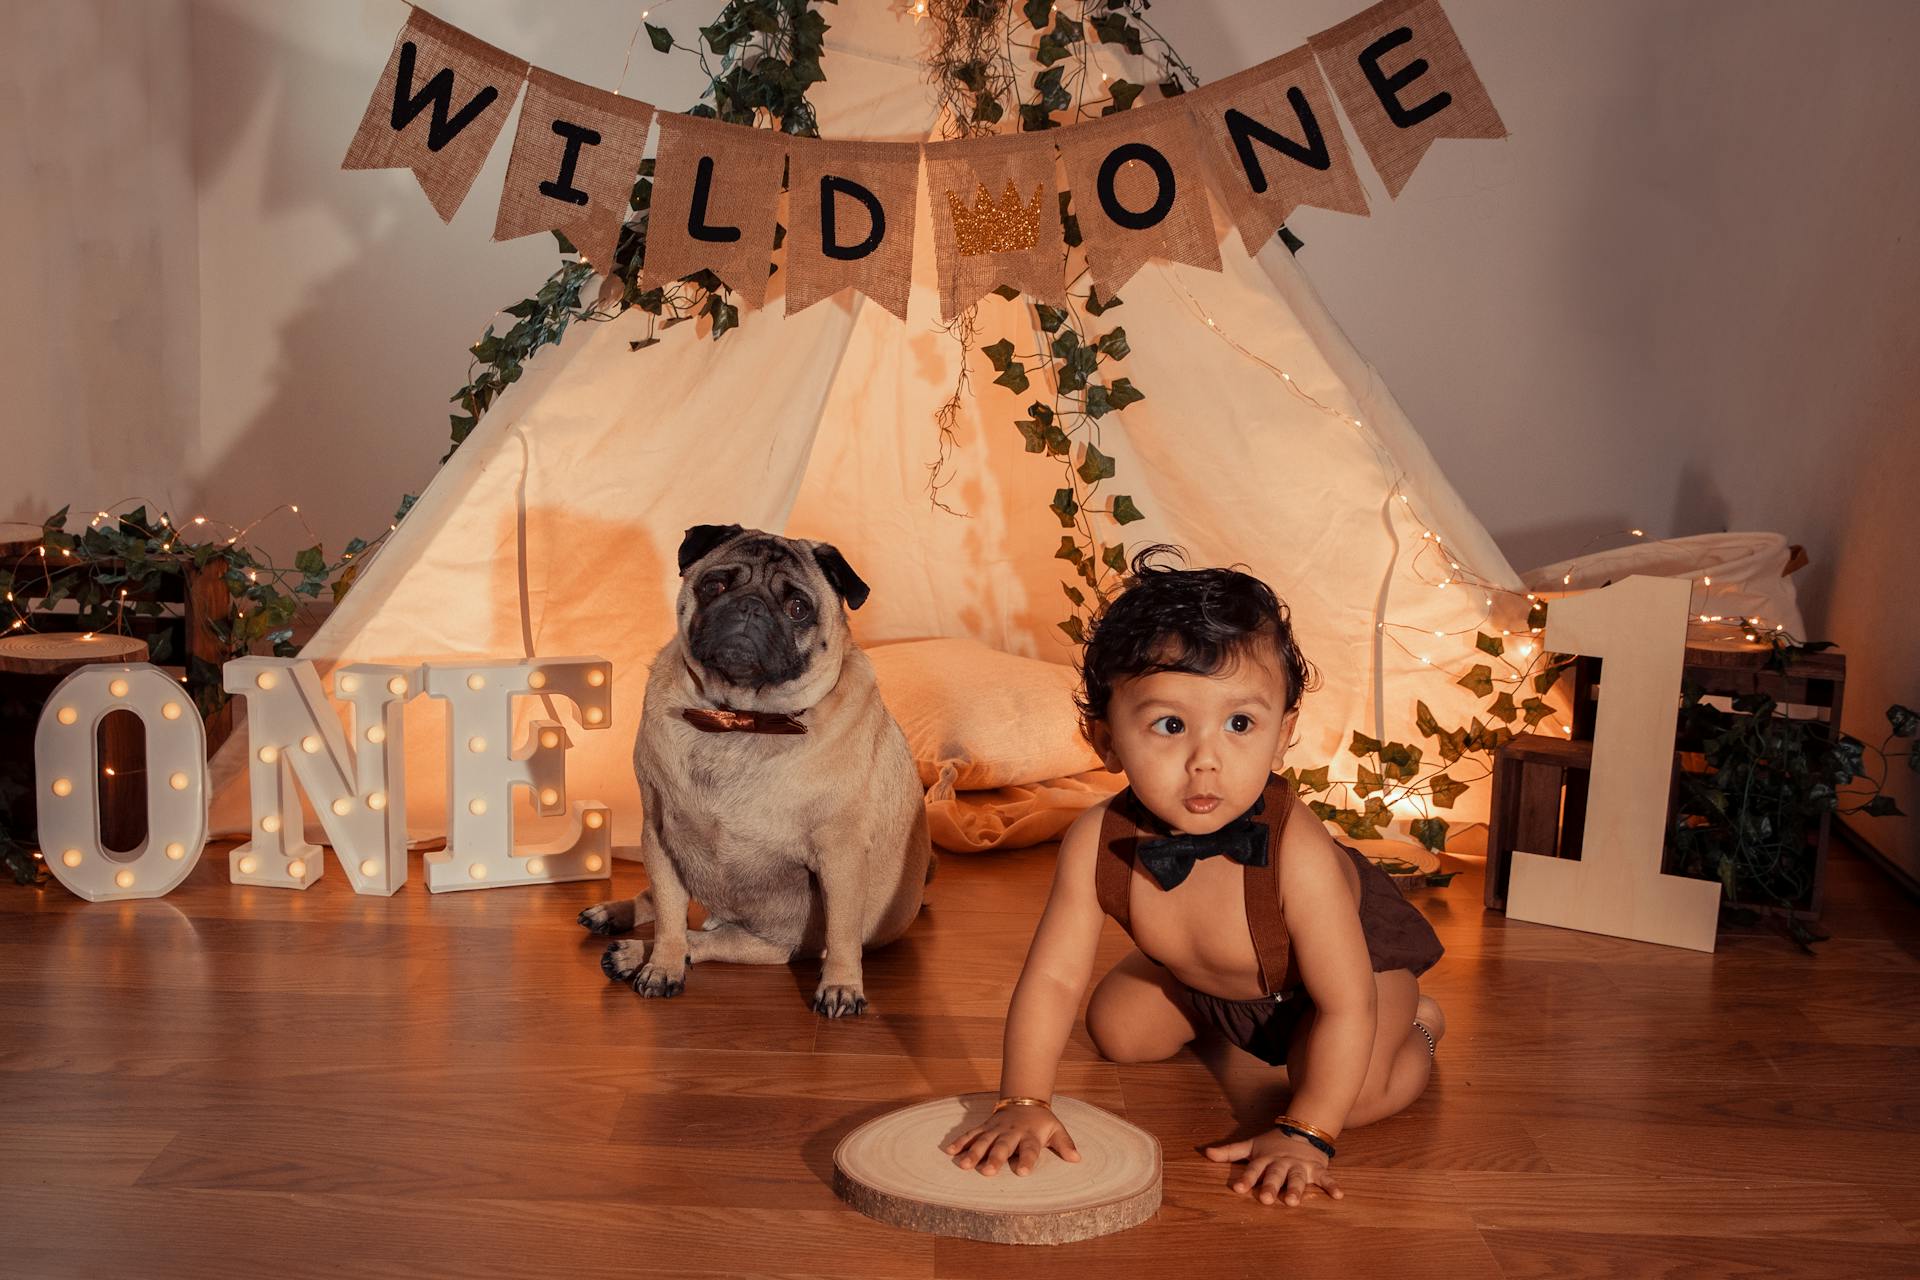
[
  {"left": 422, "top": 657, "right": 612, "bottom": 893},
  {"left": 223, "top": 657, "right": 420, "bottom": 895},
  {"left": 35, "top": 663, "right": 208, "bottom": 902}
]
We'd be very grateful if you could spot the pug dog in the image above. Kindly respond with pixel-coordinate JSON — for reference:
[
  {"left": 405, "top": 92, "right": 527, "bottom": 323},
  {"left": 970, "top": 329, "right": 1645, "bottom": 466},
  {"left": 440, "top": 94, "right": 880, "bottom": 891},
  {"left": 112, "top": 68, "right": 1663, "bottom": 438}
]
[{"left": 579, "top": 524, "right": 932, "bottom": 1017}]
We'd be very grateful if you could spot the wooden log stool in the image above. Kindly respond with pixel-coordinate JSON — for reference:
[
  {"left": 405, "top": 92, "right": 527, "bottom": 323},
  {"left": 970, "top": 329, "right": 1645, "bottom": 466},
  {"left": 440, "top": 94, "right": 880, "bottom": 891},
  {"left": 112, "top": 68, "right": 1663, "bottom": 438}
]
[{"left": 0, "top": 633, "right": 150, "bottom": 852}]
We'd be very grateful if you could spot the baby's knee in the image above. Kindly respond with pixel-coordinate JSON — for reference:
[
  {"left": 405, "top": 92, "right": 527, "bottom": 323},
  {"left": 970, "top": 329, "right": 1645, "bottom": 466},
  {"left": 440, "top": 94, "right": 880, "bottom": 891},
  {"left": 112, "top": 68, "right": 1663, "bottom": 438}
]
[{"left": 1085, "top": 1000, "right": 1188, "bottom": 1064}]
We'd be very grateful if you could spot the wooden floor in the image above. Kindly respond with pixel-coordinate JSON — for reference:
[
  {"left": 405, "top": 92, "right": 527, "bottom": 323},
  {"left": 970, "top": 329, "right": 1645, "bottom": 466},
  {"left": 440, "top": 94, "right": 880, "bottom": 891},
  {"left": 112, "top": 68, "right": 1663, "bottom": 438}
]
[{"left": 5, "top": 838, "right": 1919, "bottom": 1279}]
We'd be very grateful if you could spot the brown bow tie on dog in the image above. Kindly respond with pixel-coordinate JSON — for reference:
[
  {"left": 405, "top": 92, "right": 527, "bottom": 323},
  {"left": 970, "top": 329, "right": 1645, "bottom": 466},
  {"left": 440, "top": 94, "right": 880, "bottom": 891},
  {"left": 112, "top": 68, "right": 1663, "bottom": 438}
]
[{"left": 680, "top": 706, "right": 807, "bottom": 734}]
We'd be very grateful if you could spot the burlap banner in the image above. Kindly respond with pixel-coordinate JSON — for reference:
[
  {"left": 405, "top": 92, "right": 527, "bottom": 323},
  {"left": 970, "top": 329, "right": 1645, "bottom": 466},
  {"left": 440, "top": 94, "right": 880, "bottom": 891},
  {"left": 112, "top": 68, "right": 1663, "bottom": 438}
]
[
  {"left": 1057, "top": 98, "right": 1222, "bottom": 299},
  {"left": 785, "top": 138, "right": 921, "bottom": 322},
  {"left": 1310, "top": 0, "right": 1506, "bottom": 198},
  {"left": 1188, "top": 47, "right": 1369, "bottom": 253},
  {"left": 342, "top": 7, "right": 528, "bottom": 223},
  {"left": 493, "top": 69, "right": 655, "bottom": 272},
  {"left": 642, "top": 114, "right": 788, "bottom": 309},
  {"left": 924, "top": 132, "right": 1067, "bottom": 323}
]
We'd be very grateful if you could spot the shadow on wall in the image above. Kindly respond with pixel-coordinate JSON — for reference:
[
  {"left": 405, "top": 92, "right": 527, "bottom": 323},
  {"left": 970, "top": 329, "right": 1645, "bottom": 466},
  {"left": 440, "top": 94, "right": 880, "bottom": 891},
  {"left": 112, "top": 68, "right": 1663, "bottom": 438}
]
[{"left": 184, "top": 2, "right": 572, "bottom": 565}]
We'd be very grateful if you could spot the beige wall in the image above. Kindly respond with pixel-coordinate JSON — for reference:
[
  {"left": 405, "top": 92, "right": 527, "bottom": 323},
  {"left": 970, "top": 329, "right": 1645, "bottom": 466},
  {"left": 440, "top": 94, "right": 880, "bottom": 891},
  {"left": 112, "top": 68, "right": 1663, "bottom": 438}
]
[{"left": 6, "top": 1, "right": 1917, "bottom": 873}]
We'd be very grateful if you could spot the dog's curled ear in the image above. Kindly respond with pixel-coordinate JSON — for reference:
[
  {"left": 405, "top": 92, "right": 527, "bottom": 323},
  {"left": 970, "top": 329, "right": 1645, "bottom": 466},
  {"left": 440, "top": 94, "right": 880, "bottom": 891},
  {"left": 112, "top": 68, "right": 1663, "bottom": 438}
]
[
  {"left": 677, "top": 524, "right": 745, "bottom": 576},
  {"left": 811, "top": 543, "right": 871, "bottom": 611}
]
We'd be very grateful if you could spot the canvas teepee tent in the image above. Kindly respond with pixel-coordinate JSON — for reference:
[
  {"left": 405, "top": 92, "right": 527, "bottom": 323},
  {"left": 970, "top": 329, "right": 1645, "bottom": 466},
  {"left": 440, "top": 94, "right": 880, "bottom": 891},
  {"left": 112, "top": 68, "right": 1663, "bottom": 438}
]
[{"left": 209, "top": 5, "right": 1524, "bottom": 854}]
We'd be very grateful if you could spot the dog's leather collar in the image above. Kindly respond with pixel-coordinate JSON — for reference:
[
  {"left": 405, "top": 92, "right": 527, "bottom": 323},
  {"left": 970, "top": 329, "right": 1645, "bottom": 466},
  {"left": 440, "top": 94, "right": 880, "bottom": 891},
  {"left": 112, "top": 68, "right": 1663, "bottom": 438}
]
[
  {"left": 680, "top": 659, "right": 810, "bottom": 735},
  {"left": 681, "top": 706, "right": 808, "bottom": 735}
]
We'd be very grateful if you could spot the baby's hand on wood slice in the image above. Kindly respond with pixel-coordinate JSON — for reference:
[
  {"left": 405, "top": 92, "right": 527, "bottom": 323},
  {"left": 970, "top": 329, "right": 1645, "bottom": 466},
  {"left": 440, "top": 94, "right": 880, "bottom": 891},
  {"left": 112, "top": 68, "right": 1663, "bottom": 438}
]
[{"left": 943, "top": 1106, "right": 1081, "bottom": 1177}]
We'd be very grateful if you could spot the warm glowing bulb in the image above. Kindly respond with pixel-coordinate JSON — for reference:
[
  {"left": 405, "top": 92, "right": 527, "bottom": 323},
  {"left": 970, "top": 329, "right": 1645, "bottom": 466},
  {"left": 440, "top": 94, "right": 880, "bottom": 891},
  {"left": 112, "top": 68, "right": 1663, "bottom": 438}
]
[
  {"left": 528, "top": 670, "right": 548, "bottom": 690},
  {"left": 56, "top": 706, "right": 77, "bottom": 725},
  {"left": 339, "top": 674, "right": 360, "bottom": 695},
  {"left": 165, "top": 842, "right": 185, "bottom": 861},
  {"left": 61, "top": 849, "right": 82, "bottom": 868},
  {"left": 1631, "top": 528, "right": 1644, "bottom": 537},
  {"left": 1519, "top": 643, "right": 1534, "bottom": 655},
  {"left": 468, "top": 736, "right": 487, "bottom": 754},
  {"left": 1419, "top": 656, "right": 1432, "bottom": 665},
  {"left": 239, "top": 855, "right": 259, "bottom": 874},
  {"left": 469, "top": 798, "right": 487, "bottom": 816},
  {"left": 1703, "top": 576, "right": 1712, "bottom": 586},
  {"left": 527, "top": 857, "right": 547, "bottom": 876},
  {"left": 388, "top": 676, "right": 408, "bottom": 696},
  {"left": 366, "top": 725, "right": 386, "bottom": 744},
  {"left": 301, "top": 735, "right": 321, "bottom": 754},
  {"left": 161, "top": 701, "right": 183, "bottom": 720},
  {"left": 539, "top": 788, "right": 559, "bottom": 806},
  {"left": 540, "top": 730, "right": 561, "bottom": 749},
  {"left": 109, "top": 679, "right": 130, "bottom": 698},
  {"left": 168, "top": 772, "right": 189, "bottom": 791},
  {"left": 261, "top": 815, "right": 282, "bottom": 834},
  {"left": 585, "top": 707, "right": 605, "bottom": 726},
  {"left": 467, "top": 673, "right": 486, "bottom": 691},
  {"left": 469, "top": 863, "right": 487, "bottom": 881},
  {"left": 359, "top": 858, "right": 379, "bottom": 877},
  {"left": 585, "top": 810, "right": 606, "bottom": 830},
  {"left": 51, "top": 778, "right": 72, "bottom": 798},
  {"left": 288, "top": 860, "right": 307, "bottom": 879},
  {"left": 255, "top": 671, "right": 278, "bottom": 691},
  {"left": 586, "top": 854, "right": 605, "bottom": 873},
  {"left": 368, "top": 792, "right": 387, "bottom": 811},
  {"left": 115, "top": 870, "right": 134, "bottom": 890},
  {"left": 587, "top": 669, "right": 607, "bottom": 687},
  {"left": 331, "top": 798, "right": 352, "bottom": 817}
]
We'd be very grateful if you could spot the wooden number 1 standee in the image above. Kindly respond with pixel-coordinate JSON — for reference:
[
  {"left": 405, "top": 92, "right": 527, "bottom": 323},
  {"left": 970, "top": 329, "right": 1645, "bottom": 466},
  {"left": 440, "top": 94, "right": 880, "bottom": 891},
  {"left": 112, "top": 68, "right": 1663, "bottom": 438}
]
[{"left": 1505, "top": 575, "right": 1722, "bottom": 953}]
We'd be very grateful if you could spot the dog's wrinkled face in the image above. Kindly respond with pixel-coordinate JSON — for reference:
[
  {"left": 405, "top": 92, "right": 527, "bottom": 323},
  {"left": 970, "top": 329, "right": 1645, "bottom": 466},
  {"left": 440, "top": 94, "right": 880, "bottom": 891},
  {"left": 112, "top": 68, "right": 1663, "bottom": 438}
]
[{"left": 675, "top": 524, "right": 869, "bottom": 709}]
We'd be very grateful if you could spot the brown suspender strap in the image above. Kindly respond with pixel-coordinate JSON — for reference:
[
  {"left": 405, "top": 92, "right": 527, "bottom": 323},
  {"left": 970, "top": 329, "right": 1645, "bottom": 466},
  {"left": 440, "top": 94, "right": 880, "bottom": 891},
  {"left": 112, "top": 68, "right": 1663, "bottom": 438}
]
[
  {"left": 1095, "top": 798, "right": 1139, "bottom": 934},
  {"left": 1242, "top": 776, "right": 1299, "bottom": 994}
]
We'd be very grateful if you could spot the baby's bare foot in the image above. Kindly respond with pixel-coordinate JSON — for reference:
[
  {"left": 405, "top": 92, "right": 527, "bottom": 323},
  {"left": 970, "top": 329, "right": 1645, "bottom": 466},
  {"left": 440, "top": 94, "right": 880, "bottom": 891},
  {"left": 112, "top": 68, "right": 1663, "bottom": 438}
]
[{"left": 1414, "top": 994, "right": 1447, "bottom": 1047}]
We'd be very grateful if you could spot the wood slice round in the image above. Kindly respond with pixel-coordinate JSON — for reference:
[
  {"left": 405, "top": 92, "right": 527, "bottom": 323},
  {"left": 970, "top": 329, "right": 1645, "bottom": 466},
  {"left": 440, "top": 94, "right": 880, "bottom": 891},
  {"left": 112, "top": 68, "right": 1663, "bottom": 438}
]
[
  {"left": 0, "top": 633, "right": 147, "bottom": 675},
  {"left": 833, "top": 1093, "right": 1160, "bottom": 1245},
  {"left": 1346, "top": 837, "right": 1441, "bottom": 889}
]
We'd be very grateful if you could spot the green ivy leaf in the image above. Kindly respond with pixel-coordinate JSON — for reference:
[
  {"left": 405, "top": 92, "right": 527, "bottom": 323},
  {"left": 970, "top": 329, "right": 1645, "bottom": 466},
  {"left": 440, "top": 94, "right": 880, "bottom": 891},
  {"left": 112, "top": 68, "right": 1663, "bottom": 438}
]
[
  {"left": 1015, "top": 419, "right": 1048, "bottom": 453},
  {"left": 981, "top": 338, "right": 1016, "bottom": 371},
  {"left": 1489, "top": 691, "right": 1518, "bottom": 723},
  {"left": 1096, "top": 327, "right": 1129, "bottom": 359},
  {"left": 1102, "top": 543, "right": 1127, "bottom": 573},
  {"left": 1411, "top": 818, "right": 1449, "bottom": 852},
  {"left": 1457, "top": 664, "right": 1496, "bottom": 698},
  {"left": 1428, "top": 774, "right": 1469, "bottom": 809},
  {"left": 1414, "top": 700, "right": 1442, "bottom": 738},
  {"left": 993, "top": 363, "right": 1030, "bottom": 393},
  {"left": 1050, "top": 327, "right": 1081, "bottom": 359},
  {"left": 1059, "top": 192, "right": 1081, "bottom": 246},
  {"left": 1035, "top": 304, "right": 1068, "bottom": 333},
  {"left": 1062, "top": 582, "right": 1085, "bottom": 607},
  {"left": 1084, "top": 286, "right": 1122, "bottom": 316},
  {"left": 1356, "top": 764, "right": 1384, "bottom": 797},
  {"left": 645, "top": 22, "right": 674, "bottom": 52},
  {"left": 1042, "top": 424, "right": 1071, "bottom": 457},
  {"left": 1350, "top": 731, "right": 1383, "bottom": 758},
  {"left": 1105, "top": 377, "right": 1145, "bottom": 410},
  {"left": 1051, "top": 487, "right": 1079, "bottom": 528},
  {"left": 1379, "top": 741, "right": 1423, "bottom": 781},
  {"left": 1058, "top": 616, "right": 1086, "bottom": 643},
  {"left": 1888, "top": 704, "right": 1919, "bottom": 738},
  {"left": 1055, "top": 536, "right": 1083, "bottom": 564},
  {"left": 1110, "top": 494, "right": 1144, "bottom": 525},
  {"left": 294, "top": 545, "right": 326, "bottom": 577},
  {"left": 1102, "top": 80, "right": 1145, "bottom": 115},
  {"left": 1295, "top": 765, "right": 1332, "bottom": 792},
  {"left": 992, "top": 284, "right": 1022, "bottom": 300},
  {"left": 1077, "top": 442, "right": 1116, "bottom": 484},
  {"left": 1476, "top": 632, "right": 1505, "bottom": 657},
  {"left": 1089, "top": 12, "right": 1144, "bottom": 54},
  {"left": 1535, "top": 662, "right": 1566, "bottom": 695},
  {"left": 1022, "top": 0, "right": 1052, "bottom": 29}
]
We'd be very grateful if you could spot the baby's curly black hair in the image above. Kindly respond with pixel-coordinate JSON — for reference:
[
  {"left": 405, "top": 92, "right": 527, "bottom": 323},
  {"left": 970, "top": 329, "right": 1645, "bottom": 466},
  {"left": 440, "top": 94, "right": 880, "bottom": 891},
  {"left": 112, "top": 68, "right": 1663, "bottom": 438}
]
[{"left": 1074, "top": 545, "right": 1317, "bottom": 738}]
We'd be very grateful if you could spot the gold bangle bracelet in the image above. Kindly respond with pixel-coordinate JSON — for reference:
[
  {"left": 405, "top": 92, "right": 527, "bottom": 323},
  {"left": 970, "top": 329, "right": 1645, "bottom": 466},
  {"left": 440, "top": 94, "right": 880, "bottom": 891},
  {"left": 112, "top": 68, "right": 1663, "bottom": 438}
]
[
  {"left": 993, "top": 1096, "right": 1052, "bottom": 1114},
  {"left": 1272, "top": 1114, "right": 1337, "bottom": 1146}
]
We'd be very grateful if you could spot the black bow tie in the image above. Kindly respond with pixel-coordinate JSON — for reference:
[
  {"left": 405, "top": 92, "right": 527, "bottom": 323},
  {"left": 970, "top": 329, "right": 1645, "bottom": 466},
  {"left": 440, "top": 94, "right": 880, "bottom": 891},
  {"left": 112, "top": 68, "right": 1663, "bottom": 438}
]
[{"left": 1134, "top": 795, "right": 1269, "bottom": 891}]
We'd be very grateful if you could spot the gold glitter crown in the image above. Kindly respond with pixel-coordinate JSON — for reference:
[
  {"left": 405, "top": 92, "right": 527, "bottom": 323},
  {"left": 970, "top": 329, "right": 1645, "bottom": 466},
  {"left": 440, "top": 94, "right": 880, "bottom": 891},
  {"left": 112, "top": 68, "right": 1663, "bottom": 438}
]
[{"left": 946, "top": 180, "right": 1044, "bottom": 257}]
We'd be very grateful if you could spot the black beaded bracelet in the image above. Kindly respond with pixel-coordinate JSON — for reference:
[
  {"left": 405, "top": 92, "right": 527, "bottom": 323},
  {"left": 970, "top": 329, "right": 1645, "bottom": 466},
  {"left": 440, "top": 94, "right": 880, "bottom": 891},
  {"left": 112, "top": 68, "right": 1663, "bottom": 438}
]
[{"left": 1275, "top": 1122, "right": 1336, "bottom": 1160}]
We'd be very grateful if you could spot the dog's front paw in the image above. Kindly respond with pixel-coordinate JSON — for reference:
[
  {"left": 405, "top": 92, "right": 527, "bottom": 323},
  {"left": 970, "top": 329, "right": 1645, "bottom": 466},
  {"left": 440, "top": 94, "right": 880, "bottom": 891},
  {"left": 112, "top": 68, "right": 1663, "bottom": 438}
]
[
  {"left": 602, "top": 939, "right": 648, "bottom": 983},
  {"left": 635, "top": 962, "right": 687, "bottom": 999},
  {"left": 812, "top": 982, "right": 868, "bottom": 1019},
  {"left": 579, "top": 898, "right": 637, "bottom": 936}
]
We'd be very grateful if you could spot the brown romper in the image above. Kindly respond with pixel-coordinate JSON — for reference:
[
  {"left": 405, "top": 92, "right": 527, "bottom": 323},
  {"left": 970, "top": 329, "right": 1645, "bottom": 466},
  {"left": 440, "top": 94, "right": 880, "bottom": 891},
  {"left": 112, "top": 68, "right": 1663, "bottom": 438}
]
[{"left": 1095, "top": 773, "right": 1443, "bottom": 1066}]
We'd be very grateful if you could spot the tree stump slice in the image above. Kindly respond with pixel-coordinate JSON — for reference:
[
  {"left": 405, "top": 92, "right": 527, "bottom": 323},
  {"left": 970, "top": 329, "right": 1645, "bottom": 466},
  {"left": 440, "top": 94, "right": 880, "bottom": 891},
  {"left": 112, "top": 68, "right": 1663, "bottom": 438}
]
[
  {"left": 0, "top": 634, "right": 146, "bottom": 675},
  {"left": 833, "top": 1093, "right": 1160, "bottom": 1245}
]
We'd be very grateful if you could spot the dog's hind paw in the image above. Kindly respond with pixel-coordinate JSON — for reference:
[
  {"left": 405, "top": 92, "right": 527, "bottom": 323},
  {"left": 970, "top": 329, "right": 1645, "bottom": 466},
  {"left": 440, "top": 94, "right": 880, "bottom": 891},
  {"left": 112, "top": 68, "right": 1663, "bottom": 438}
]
[
  {"left": 602, "top": 940, "right": 648, "bottom": 983},
  {"left": 812, "top": 983, "right": 868, "bottom": 1019},
  {"left": 634, "top": 962, "right": 686, "bottom": 999},
  {"left": 579, "top": 898, "right": 638, "bottom": 936}
]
